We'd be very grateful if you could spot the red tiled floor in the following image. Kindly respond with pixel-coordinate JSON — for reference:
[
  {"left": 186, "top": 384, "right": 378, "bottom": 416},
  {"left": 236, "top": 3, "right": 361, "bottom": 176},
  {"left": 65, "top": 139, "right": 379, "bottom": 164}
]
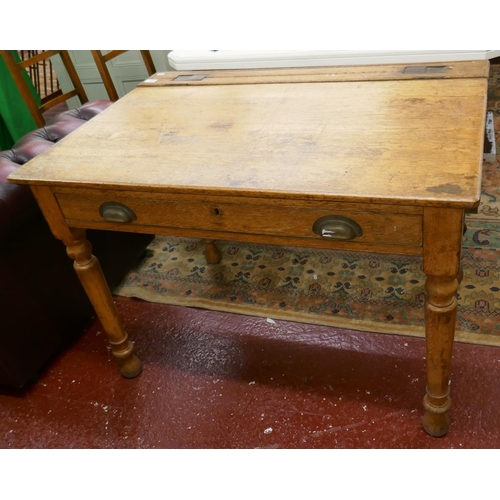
[{"left": 1, "top": 296, "right": 500, "bottom": 449}]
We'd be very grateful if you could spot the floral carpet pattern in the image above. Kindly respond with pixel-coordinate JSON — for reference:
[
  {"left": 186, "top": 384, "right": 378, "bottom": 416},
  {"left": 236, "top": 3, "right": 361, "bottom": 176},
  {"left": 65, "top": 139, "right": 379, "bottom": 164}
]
[{"left": 114, "top": 66, "right": 500, "bottom": 346}]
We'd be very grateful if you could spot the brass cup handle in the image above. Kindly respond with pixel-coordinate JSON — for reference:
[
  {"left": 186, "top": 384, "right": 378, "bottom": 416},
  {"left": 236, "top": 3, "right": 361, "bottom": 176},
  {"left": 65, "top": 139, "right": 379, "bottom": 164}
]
[
  {"left": 312, "top": 215, "right": 363, "bottom": 241},
  {"left": 99, "top": 202, "right": 137, "bottom": 223}
]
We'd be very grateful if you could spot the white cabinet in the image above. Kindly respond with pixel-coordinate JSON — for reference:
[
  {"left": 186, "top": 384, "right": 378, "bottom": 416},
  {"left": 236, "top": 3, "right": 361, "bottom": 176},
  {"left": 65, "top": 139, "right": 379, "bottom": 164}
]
[
  {"left": 169, "top": 50, "right": 500, "bottom": 70},
  {"left": 52, "top": 50, "right": 172, "bottom": 106}
]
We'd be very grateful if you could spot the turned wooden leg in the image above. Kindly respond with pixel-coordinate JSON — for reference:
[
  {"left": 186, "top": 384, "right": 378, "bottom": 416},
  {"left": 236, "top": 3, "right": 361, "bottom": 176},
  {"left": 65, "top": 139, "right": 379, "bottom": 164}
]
[
  {"left": 422, "top": 275, "right": 457, "bottom": 436},
  {"left": 65, "top": 228, "right": 142, "bottom": 378},
  {"left": 422, "top": 208, "right": 464, "bottom": 437},
  {"left": 204, "top": 239, "right": 222, "bottom": 264}
]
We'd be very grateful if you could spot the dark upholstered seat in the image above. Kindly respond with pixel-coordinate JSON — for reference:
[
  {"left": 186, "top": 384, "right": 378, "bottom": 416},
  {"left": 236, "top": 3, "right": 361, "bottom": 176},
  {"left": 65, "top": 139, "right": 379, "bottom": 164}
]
[{"left": 0, "top": 102, "right": 153, "bottom": 389}]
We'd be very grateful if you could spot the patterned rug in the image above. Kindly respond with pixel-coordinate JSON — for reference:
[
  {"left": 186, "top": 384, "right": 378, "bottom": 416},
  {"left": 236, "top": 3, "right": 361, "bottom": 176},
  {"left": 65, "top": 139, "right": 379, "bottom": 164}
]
[{"left": 114, "top": 66, "right": 500, "bottom": 347}]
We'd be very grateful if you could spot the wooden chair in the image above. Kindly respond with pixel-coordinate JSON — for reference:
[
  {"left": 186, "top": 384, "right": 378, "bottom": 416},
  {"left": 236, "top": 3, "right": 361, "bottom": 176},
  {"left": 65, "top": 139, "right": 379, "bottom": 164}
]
[
  {"left": 0, "top": 50, "right": 90, "bottom": 128},
  {"left": 91, "top": 51, "right": 157, "bottom": 101}
]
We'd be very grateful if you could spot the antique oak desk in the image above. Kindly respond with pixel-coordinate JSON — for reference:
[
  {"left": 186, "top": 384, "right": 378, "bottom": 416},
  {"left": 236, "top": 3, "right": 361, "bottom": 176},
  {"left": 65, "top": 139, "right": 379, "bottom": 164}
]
[{"left": 9, "top": 62, "right": 489, "bottom": 437}]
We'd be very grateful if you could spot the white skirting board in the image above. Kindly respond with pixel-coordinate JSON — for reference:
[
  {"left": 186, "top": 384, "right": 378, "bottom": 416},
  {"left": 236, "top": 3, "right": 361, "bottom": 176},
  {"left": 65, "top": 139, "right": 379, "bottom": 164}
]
[{"left": 168, "top": 50, "right": 500, "bottom": 70}]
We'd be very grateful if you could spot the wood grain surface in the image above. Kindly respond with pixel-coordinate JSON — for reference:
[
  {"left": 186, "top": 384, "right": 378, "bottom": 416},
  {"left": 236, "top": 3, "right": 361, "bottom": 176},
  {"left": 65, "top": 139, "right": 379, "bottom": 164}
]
[{"left": 9, "top": 63, "right": 488, "bottom": 209}]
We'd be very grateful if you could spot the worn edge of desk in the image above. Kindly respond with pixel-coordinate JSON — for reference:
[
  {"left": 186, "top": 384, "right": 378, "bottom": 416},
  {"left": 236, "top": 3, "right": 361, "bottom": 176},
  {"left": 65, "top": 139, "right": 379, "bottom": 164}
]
[
  {"left": 7, "top": 179, "right": 484, "bottom": 210},
  {"left": 140, "top": 60, "right": 490, "bottom": 87}
]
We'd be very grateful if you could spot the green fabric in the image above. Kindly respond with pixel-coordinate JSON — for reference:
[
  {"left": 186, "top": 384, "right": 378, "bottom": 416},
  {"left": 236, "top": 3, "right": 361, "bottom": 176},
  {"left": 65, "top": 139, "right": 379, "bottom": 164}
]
[
  {"left": 0, "top": 115, "right": 12, "bottom": 150},
  {"left": 0, "top": 51, "right": 41, "bottom": 150}
]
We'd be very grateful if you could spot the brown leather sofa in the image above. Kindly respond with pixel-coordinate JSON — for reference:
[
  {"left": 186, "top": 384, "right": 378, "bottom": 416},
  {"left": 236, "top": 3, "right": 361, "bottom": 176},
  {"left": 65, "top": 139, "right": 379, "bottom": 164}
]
[{"left": 0, "top": 101, "right": 153, "bottom": 389}]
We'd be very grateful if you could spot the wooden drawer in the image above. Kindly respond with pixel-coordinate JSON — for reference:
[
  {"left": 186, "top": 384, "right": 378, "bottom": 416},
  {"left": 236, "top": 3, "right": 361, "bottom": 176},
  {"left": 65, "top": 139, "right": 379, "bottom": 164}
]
[{"left": 55, "top": 190, "right": 423, "bottom": 248}]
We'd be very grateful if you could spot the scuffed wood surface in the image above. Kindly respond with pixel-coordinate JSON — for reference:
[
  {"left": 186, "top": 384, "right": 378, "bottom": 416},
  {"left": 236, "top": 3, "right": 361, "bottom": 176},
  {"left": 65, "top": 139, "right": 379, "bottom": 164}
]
[{"left": 10, "top": 64, "right": 488, "bottom": 208}]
